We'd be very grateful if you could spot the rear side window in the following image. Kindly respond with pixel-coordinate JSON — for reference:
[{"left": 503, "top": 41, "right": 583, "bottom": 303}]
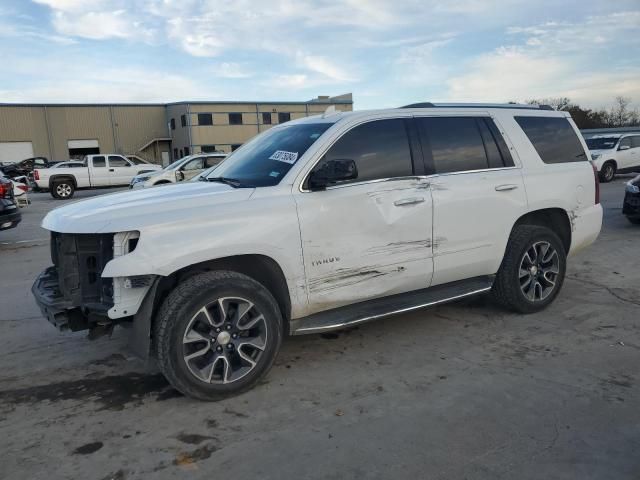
[
  {"left": 319, "top": 119, "right": 413, "bottom": 184},
  {"left": 515, "top": 116, "right": 587, "bottom": 163},
  {"left": 108, "top": 156, "right": 130, "bottom": 167},
  {"left": 632, "top": 136, "right": 640, "bottom": 149},
  {"left": 92, "top": 156, "right": 106, "bottom": 167}
]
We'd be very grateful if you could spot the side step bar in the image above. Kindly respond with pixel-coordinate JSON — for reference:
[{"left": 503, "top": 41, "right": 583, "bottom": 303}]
[{"left": 290, "top": 275, "right": 494, "bottom": 335}]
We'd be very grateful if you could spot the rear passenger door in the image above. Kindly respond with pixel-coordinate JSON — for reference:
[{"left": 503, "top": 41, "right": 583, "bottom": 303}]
[
  {"left": 417, "top": 116, "right": 528, "bottom": 286},
  {"left": 295, "top": 118, "right": 434, "bottom": 313}
]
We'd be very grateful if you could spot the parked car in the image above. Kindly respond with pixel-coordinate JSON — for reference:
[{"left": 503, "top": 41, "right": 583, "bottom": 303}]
[
  {"left": 587, "top": 134, "right": 640, "bottom": 182},
  {"left": 33, "top": 154, "right": 162, "bottom": 199},
  {"left": 130, "top": 153, "right": 227, "bottom": 189},
  {"left": 0, "top": 156, "right": 50, "bottom": 179},
  {"left": 11, "top": 178, "right": 29, "bottom": 207},
  {"left": 32, "top": 103, "right": 602, "bottom": 400},
  {"left": 0, "top": 175, "right": 21, "bottom": 230},
  {"left": 622, "top": 174, "right": 640, "bottom": 224}
]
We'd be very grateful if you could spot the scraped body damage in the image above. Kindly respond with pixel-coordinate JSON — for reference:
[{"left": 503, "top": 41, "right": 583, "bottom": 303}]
[{"left": 294, "top": 178, "right": 434, "bottom": 314}]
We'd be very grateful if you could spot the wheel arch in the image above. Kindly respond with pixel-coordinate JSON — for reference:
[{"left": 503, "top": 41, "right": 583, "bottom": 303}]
[
  {"left": 513, "top": 208, "right": 572, "bottom": 253},
  {"left": 49, "top": 175, "right": 77, "bottom": 189}
]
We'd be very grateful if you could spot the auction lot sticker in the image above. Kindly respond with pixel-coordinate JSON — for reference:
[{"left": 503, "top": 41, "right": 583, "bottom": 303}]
[{"left": 269, "top": 150, "right": 298, "bottom": 164}]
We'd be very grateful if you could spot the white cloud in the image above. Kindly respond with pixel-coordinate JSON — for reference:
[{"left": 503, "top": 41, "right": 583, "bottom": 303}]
[
  {"left": 298, "top": 54, "right": 357, "bottom": 82},
  {"left": 212, "top": 62, "right": 254, "bottom": 79}
]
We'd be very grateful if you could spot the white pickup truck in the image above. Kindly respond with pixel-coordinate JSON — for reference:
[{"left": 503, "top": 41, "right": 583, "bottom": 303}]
[{"left": 33, "top": 154, "right": 162, "bottom": 199}]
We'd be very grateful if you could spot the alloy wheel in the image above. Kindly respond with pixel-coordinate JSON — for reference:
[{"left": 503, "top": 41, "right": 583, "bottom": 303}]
[
  {"left": 182, "top": 297, "right": 268, "bottom": 384},
  {"left": 56, "top": 184, "right": 72, "bottom": 197},
  {"left": 604, "top": 165, "right": 614, "bottom": 181},
  {"left": 518, "top": 241, "right": 560, "bottom": 302}
]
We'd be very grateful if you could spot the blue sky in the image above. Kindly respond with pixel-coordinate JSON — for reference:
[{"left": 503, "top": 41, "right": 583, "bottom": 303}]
[{"left": 0, "top": 0, "right": 639, "bottom": 109}]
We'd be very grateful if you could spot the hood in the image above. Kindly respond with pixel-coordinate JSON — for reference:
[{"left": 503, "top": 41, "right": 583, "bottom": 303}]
[
  {"left": 134, "top": 169, "right": 164, "bottom": 180},
  {"left": 42, "top": 182, "right": 254, "bottom": 233}
]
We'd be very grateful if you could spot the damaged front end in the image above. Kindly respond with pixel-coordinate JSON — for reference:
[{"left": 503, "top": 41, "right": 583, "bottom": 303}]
[{"left": 32, "top": 231, "right": 153, "bottom": 340}]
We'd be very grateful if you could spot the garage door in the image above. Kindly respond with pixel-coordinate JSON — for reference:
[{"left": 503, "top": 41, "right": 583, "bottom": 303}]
[{"left": 0, "top": 142, "right": 34, "bottom": 164}]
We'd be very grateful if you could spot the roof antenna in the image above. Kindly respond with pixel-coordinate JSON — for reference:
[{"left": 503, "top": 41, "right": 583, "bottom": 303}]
[{"left": 322, "top": 105, "right": 337, "bottom": 118}]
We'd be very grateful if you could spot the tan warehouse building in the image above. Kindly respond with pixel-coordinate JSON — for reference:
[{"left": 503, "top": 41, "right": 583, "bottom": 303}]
[{"left": 0, "top": 94, "right": 353, "bottom": 166}]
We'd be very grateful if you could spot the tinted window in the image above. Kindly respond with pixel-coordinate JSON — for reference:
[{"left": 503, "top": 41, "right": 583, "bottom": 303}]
[
  {"left": 631, "top": 136, "right": 640, "bottom": 149},
  {"left": 229, "top": 113, "right": 243, "bottom": 125},
  {"left": 586, "top": 137, "right": 618, "bottom": 150},
  {"left": 108, "top": 156, "right": 130, "bottom": 167},
  {"left": 515, "top": 116, "right": 587, "bottom": 163},
  {"left": 92, "top": 156, "right": 106, "bottom": 167},
  {"left": 262, "top": 113, "right": 272, "bottom": 125},
  {"left": 201, "top": 145, "right": 218, "bottom": 153},
  {"left": 420, "top": 117, "right": 488, "bottom": 173},
  {"left": 231, "top": 144, "right": 242, "bottom": 151},
  {"left": 198, "top": 113, "right": 213, "bottom": 126},
  {"left": 278, "top": 112, "right": 291, "bottom": 124},
  {"left": 619, "top": 137, "right": 632, "bottom": 149},
  {"left": 315, "top": 119, "right": 413, "bottom": 185},
  {"left": 173, "top": 148, "right": 178, "bottom": 159}
]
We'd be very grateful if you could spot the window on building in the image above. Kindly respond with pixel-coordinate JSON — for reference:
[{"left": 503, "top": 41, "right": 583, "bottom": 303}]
[
  {"left": 201, "top": 145, "right": 219, "bottom": 153},
  {"left": 184, "top": 146, "right": 190, "bottom": 156},
  {"left": 278, "top": 112, "right": 291, "bottom": 123},
  {"left": 92, "top": 156, "right": 106, "bottom": 167},
  {"left": 418, "top": 117, "right": 489, "bottom": 173},
  {"left": 181, "top": 114, "right": 187, "bottom": 127},
  {"left": 231, "top": 144, "right": 242, "bottom": 151},
  {"left": 229, "top": 113, "right": 243, "bottom": 125},
  {"left": 198, "top": 113, "right": 213, "bottom": 126},
  {"left": 108, "top": 155, "right": 131, "bottom": 167},
  {"left": 311, "top": 119, "right": 413, "bottom": 185},
  {"left": 179, "top": 149, "right": 183, "bottom": 158},
  {"left": 515, "top": 116, "right": 587, "bottom": 164},
  {"left": 173, "top": 148, "right": 178, "bottom": 159},
  {"left": 262, "top": 112, "right": 272, "bottom": 125},
  {"left": 170, "top": 118, "right": 176, "bottom": 130}
]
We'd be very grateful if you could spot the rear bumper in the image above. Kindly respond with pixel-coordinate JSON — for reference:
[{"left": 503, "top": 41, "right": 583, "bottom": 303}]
[
  {"left": 0, "top": 208, "right": 21, "bottom": 230},
  {"left": 623, "top": 192, "right": 640, "bottom": 217},
  {"left": 569, "top": 203, "right": 603, "bottom": 255}
]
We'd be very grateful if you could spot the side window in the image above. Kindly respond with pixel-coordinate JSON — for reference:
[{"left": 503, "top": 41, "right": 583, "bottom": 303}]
[
  {"left": 419, "top": 117, "right": 488, "bottom": 173},
  {"left": 631, "top": 136, "right": 640, "bottom": 149},
  {"left": 92, "top": 156, "right": 106, "bottom": 167},
  {"left": 477, "top": 118, "right": 515, "bottom": 168},
  {"left": 205, "top": 156, "right": 223, "bottom": 167},
  {"left": 170, "top": 118, "right": 175, "bottom": 130},
  {"left": 619, "top": 137, "right": 632, "bottom": 149},
  {"left": 315, "top": 118, "right": 413, "bottom": 185},
  {"left": 108, "top": 155, "right": 130, "bottom": 167},
  {"left": 183, "top": 158, "right": 203, "bottom": 170},
  {"left": 515, "top": 116, "right": 587, "bottom": 163}
]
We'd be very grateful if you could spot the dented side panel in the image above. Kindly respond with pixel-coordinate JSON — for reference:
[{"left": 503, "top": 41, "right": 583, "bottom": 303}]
[{"left": 294, "top": 178, "right": 434, "bottom": 315}]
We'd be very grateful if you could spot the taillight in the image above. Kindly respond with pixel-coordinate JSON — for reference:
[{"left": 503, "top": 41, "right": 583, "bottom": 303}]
[
  {"left": 17, "top": 184, "right": 28, "bottom": 192},
  {"left": 0, "top": 182, "right": 9, "bottom": 198},
  {"left": 34, "top": 169, "right": 40, "bottom": 180},
  {"left": 592, "top": 164, "right": 600, "bottom": 204}
]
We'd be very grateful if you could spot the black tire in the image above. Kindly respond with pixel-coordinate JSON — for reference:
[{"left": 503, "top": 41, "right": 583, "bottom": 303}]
[
  {"left": 153, "top": 180, "right": 172, "bottom": 186},
  {"left": 627, "top": 217, "right": 640, "bottom": 225},
  {"left": 599, "top": 162, "right": 616, "bottom": 182},
  {"left": 491, "top": 225, "right": 567, "bottom": 314},
  {"left": 154, "top": 271, "right": 283, "bottom": 401},
  {"left": 50, "top": 179, "right": 75, "bottom": 199}
]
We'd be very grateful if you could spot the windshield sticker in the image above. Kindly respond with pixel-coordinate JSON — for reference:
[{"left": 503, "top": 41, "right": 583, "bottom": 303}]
[
  {"left": 269, "top": 171, "right": 280, "bottom": 177},
  {"left": 269, "top": 150, "right": 298, "bottom": 164}
]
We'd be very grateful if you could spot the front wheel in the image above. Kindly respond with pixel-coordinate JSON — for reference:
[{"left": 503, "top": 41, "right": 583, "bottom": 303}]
[
  {"left": 154, "top": 271, "right": 283, "bottom": 401},
  {"left": 492, "top": 225, "right": 566, "bottom": 313},
  {"left": 51, "top": 180, "right": 75, "bottom": 199},
  {"left": 599, "top": 162, "right": 616, "bottom": 182}
]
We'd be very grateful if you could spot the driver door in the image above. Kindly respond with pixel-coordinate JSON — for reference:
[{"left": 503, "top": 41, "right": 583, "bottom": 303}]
[
  {"left": 179, "top": 157, "right": 205, "bottom": 181},
  {"left": 294, "top": 118, "right": 433, "bottom": 313}
]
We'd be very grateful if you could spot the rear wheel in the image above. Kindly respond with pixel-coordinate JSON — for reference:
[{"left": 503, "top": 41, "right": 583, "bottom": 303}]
[
  {"left": 492, "top": 225, "right": 566, "bottom": 313},
  {"left": 51, "top": 180, "right": 75, "bottom": 199},
  {"left": 599, "top": 162, "right": 616, "bottom": 182},
  {"left": 154, "top": 271, "right": 283, "bottom": 401}
]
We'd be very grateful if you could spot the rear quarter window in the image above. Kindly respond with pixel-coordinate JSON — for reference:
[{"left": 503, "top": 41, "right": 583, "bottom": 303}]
[{"left": 515, "top": 116, "right": 587, "bottom": 164}]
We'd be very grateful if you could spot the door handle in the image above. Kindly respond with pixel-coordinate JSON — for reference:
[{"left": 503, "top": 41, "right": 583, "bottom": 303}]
[
  {"left": 394, "top": 197, "right": 425, "bottom": 206},
  {"left": 109, "top": 168, "right": 115, "bottom": 172},
  {"left": 495, "top": 184, "right": 518, "bottom": 192}
]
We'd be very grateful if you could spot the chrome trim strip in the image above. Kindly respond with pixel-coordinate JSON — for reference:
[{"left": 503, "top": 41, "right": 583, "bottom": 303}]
[{"left": 292, "top": 286, "right": 492, "bottom": 334}]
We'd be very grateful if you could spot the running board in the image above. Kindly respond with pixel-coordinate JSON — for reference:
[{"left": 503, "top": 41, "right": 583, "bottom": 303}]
[{"left": 290, "top": 275, "right": 494, "bottom": 335}]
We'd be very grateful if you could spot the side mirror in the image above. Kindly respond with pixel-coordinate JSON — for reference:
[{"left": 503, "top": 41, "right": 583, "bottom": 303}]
[
  {"left": 177, "top": 171, "right": 185, "bottom": 181},
  {"left": 619, "top": 145, "right": 631, "bottom": 151},
  {"left": 308, "top": 159, "right": 358, "bottom": 190}
]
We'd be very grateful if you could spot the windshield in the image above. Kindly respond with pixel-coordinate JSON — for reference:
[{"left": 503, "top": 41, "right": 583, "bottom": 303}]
[
  {"left": 586, "top": 137, "right": 619, "bottom": 150},
  {"left": 208, "top": 123, "right": 333, "bottom": 187},
  {"left": 166, "top": 156, "right": 192, "bottom": 170}
]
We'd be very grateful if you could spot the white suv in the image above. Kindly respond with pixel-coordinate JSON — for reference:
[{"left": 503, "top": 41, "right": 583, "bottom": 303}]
[
  {"left": 32, "top": 103, "right": 602, "bottom": 400},
  {"left": 587, "top": 134, "right": 640, "bottom": 182}
]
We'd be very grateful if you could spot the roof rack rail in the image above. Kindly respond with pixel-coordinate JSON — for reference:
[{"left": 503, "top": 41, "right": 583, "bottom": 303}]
[{"left": 400, "top": 102, "right": 555, "bottom": 111}]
